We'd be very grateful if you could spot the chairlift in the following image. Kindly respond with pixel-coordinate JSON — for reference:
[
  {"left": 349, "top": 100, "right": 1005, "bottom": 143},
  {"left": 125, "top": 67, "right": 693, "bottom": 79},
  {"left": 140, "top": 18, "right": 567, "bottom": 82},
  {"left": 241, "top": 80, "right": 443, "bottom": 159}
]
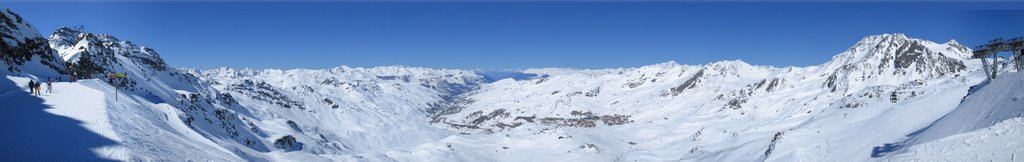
[{"left": 890, "top": 92, "right": 898, "bottom": 103}]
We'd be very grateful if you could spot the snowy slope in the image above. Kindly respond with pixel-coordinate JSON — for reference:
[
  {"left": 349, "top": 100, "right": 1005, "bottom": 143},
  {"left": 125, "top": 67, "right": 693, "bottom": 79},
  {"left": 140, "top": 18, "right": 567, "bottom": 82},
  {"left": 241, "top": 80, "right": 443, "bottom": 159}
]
[
  {"left": 0, "top": 77, "right": 243, "bottom": 161},
  {"left": 0, "top": 8, "right": 64, "bottom": 79},
  {"left": 2, "top": 8, "right": 1022, "bottom": 161},
  {"left": 196, "top": 66, "right": 484, "bottom": 159},
  {"left": 883, "top": 72, "right": 1024, "bottom": 161},
  {"left": 2, "top": 8, "right": 253, "bottom": 161},
  {"left": 42, "top": 27, "right": 279, "bottom": 158},
  {"left": 428, "top": 33, "right": 992, "bottom": 161}
]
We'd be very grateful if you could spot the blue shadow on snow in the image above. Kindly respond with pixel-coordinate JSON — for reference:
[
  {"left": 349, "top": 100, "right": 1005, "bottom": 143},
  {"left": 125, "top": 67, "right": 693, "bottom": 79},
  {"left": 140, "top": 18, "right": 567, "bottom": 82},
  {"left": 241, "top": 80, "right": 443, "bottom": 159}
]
[{"left": 0, "top": 78, "right": 119, "bottom": 161}]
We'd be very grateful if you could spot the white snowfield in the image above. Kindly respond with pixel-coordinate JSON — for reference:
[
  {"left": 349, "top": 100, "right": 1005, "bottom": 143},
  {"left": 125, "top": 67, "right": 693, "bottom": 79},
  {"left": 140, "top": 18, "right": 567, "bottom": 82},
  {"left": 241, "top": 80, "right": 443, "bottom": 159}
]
[
  {"left": 885, "top": 72, "right": 1024, "bottom": 161},
  {"left": 2, "top": 8, "right": 1024, "bottom": 162}
]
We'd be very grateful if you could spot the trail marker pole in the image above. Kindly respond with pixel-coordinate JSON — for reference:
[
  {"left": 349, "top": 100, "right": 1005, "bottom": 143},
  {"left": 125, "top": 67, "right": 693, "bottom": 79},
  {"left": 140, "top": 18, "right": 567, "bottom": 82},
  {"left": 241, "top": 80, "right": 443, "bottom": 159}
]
[{"left": 114, "top": 73, "right": 127, "bottom": 101}]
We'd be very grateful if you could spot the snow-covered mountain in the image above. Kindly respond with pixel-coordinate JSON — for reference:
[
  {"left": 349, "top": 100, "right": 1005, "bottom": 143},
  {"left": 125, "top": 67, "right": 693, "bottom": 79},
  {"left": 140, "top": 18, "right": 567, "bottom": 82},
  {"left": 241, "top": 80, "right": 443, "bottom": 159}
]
[
  {"left": 2, "top": 8, "right": 1022, "bottom": 161},
  {"left": 421, "top": 33, "right": 999, "bottom": 161},
  {"left": 0, "top": 9, "right": 64, "bottom": 77},
  {"left": 3, "top": 11, "right": 285, "bottom": 160},
  {"left": 195, "top": 66, "right": 485, "bottom": 157}
]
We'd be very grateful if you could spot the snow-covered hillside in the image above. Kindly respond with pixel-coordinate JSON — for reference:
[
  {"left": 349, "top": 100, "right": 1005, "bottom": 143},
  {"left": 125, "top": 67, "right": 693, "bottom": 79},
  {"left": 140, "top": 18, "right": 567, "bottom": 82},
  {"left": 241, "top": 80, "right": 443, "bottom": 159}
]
[
  {"left": 0, "top": 9, "right": 64, "bottom": 80},
  {"left": 2, "top": 8, "right": 1022, "bottom": 161},
  {"left": 3, "top": 9, "right": 300, "bottom": 160},
  {"left": 196, "top": 66, "right": 485, "bottom": 159},
  {"left": 425, "top": 33, "right": 995, "bottom": 161},
  {"left": 884, "top": 72, "right": 1024, "bottom": 161}
]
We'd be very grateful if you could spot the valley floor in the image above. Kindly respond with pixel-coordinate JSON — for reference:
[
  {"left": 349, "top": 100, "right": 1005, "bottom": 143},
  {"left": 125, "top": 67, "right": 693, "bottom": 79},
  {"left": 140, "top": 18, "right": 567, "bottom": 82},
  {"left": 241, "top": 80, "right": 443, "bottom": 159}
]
[{"left": 1, "top": 72, "right": 1023, "bottom": 161}]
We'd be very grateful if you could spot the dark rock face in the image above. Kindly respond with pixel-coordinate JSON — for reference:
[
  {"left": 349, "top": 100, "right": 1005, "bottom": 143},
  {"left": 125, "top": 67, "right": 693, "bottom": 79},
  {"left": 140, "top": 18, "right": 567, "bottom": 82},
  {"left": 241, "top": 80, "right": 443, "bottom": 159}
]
[
  {"left": 226, "top": 80, "right": 304, "bottom": 110},
  {"left": 287, "top": 120, "right": 302, "bottom": 133},
  {"left": 669, "top": 69, "right": 704, "bottom": 96},
  {"left": 765, "top": 78, "right": 782, "bottom": 92},
  {"left": 824, "top": 34, "right": 968, "bottom": 94},
  {"left": 764, "top": 132, "right": 784, "bottom": 158},
  {"left": 0, "top": 37, "right": 62, "bottom": 73},
  {"left": 51, "top": 27, "right": 168, "bottom": 78},
  {"left": 892, "top": 41, "right": 966, "bottom": 76},
  {"left": 273, "top": 135, "right": 303, "bottom": 151},
  {"left": 0, "top": 9, "right": 65, "bottom": 74},
  {"left": 46, "top": 25, "right": 273, "bottom": 153},
  {"left": 323, "top": 98, "right": 340, "bottom": 109}
]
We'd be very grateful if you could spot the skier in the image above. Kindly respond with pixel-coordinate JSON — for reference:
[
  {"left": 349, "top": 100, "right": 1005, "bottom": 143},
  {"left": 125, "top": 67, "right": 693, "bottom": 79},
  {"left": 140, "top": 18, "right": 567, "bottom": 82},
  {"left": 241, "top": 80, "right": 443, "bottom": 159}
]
[
  {"left": 34, "top": 80, "right": 41, "bottom": 96},
  {"left": 46, "top": 78, "right": 52, "bottom": 93},
  {"left": 27, "top": 80, "right": 35, "bottom": 95}
]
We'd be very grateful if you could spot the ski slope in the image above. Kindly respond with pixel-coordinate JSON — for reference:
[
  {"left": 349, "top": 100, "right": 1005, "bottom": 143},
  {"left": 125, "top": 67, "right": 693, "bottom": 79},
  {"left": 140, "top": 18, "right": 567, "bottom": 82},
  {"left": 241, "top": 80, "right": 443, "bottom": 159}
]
[
  {"left": 2, "top": 8, "right": 1023, "bottom": 161},
  {"left": 0, "top": 77, "right": 242, "bottom": 161},
  {"left": 885, "top": 72, "right": 1024, "bottom": 161}
]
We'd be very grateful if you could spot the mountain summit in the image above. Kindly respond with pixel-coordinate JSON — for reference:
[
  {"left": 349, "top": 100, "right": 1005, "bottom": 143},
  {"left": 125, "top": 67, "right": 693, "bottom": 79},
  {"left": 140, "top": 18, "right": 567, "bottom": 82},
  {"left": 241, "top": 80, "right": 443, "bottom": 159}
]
[{"left": 822, "top": 33, "right": 970, "bottom": 93}]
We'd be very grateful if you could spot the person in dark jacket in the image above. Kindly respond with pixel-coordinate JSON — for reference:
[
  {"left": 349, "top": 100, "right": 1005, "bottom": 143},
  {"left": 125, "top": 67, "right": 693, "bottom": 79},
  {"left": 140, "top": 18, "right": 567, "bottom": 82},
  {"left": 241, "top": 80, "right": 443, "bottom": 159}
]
[{"left": 28, "top": 80, "right": 35, "bottom": 95}]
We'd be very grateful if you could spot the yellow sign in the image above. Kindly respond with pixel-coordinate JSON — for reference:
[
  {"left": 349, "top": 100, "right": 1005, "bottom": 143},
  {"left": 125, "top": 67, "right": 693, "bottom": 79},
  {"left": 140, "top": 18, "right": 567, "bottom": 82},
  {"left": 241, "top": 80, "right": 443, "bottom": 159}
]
[{"left": 116, "top": 73, "right": 127, "bottom": 78}]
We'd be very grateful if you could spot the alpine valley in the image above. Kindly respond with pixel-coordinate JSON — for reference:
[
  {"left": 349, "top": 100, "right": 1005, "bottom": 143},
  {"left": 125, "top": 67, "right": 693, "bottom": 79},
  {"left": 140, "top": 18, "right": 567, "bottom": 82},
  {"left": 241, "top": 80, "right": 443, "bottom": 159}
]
[{"left": 2, "top": 8, "right": 1022, "bottom": 162}]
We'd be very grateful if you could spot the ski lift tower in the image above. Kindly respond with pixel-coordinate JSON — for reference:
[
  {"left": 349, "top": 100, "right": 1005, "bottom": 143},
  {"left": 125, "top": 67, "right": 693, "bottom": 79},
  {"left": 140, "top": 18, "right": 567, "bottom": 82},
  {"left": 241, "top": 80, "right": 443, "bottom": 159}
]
[
  {"left": 1007, "top": 37, "right": 1024, "bottom": 71},
  {"left": 972, "top": 37, "right": 1024, "bottom": 79}
]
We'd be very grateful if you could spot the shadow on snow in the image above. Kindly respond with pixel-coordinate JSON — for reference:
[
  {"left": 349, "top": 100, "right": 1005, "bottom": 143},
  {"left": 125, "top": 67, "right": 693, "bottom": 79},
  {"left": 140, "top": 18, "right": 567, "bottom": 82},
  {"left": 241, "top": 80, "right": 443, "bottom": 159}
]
[{"left": 0, "top": 78, "right": 119, "bottom": 161}]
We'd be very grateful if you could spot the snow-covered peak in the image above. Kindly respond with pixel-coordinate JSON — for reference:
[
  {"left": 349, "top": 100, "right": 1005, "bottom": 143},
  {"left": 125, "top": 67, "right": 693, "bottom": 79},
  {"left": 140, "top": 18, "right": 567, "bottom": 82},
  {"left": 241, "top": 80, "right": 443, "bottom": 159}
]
[
  {"left": 818, "top": 33, "right": 970, "bottom": 94},
  {"left": 827, "top": 33, "right": 912, "bottom": 66},
  {"left": 824, "top": 33, "right": 969, "bottom": 69},
  {"left": 942, "top": 39, "right": 972, "bottom": 60},
  {"left": 0, "top": 8, "right": 64, "bottom": 76},
  {"left": 699, "top": 59, "right": 773, "bottom": 80},
  {"left": 48, "top": 27, "right": 168, "bottom": 73},
  {"left": 0, "top": 9, "right": 43, "bottom": 45},
  {"left": 866, "top": 33, "right": 909, "bottom": 42},
  {"left": 48, "top": 27, "right": 83, "bottom": 47},
  {"left": 706, "top": 59, "right": 750, "bottom": 66},
  {"left": 704, "top": 59, "right": 757, "bottom": 72},
  {"left": 645, "top": 60, "right": 681, "bottom": 68}
]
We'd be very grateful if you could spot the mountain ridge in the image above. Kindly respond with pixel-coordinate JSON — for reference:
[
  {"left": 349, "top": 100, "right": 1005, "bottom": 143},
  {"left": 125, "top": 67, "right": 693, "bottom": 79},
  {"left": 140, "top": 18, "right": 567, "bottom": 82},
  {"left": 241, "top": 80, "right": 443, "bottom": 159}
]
[{"left": 2, "top": 7, "right": 1022, "bottom": 162}]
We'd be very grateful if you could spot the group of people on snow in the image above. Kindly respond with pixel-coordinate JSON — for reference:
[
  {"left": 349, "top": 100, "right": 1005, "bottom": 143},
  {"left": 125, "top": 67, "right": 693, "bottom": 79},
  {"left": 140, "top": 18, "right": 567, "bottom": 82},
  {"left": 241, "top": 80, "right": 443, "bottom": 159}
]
[
  {"left": 23, "top": 72, "right": 120, "bottom": 96},
  {"left": 26, "top": 77, "right": 56, "bottom": 96}
]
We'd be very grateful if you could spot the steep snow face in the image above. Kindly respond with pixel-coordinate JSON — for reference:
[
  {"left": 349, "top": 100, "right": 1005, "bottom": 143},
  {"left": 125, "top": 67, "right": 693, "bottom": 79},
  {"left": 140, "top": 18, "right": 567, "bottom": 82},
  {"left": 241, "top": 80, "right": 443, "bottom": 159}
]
[
  {"left": 47, "top": 27, "right": 86, "bottom": 63},
  {"left": 197, "top": 66, "right": 486, "bottom": 157},
  {"left": 882, "top": 72, "right": 1024, "bottom": 160},
  {"left": 821, "top": 33, "right": 970, "bottom": 94},
  {"left": 1, "top": 8, "right": 276, "bottom": 161},
  {"left": 0, "top": 9, "right": 64, "bottom": 76},
  {"left": 42, "top": 28, "right": 288, "bottom": 160},
  {"left": 0, "top": 9, "right": 40, "bottom": 44},
  {"left": 48, "top": 27, "right": 167, "bottom": 78}
]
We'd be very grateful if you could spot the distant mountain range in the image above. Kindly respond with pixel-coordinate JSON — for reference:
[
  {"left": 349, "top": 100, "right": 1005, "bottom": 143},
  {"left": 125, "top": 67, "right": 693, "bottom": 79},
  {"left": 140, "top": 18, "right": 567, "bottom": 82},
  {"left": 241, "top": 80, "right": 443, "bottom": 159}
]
[{"left": 1, "top": 8, "right": 1022, "bottom": 161}]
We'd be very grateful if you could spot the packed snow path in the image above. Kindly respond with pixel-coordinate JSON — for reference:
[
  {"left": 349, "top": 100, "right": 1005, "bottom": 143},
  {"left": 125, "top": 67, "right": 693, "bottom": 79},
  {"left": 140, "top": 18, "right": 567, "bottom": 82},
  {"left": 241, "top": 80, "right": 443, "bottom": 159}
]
[
  {"left": 0, "top": 77, "right": 241, "bottom": 161},
  {"left": 0, "top": 77, "right": 119, "bottom": 161}
]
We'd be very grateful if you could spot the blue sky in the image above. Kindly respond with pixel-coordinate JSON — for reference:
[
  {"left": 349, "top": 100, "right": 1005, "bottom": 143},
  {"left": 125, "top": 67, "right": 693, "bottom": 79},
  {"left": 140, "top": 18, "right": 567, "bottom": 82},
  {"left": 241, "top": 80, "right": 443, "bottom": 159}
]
[{"left": 5, "top": 1, "right": 1024, "bottom": 70}]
